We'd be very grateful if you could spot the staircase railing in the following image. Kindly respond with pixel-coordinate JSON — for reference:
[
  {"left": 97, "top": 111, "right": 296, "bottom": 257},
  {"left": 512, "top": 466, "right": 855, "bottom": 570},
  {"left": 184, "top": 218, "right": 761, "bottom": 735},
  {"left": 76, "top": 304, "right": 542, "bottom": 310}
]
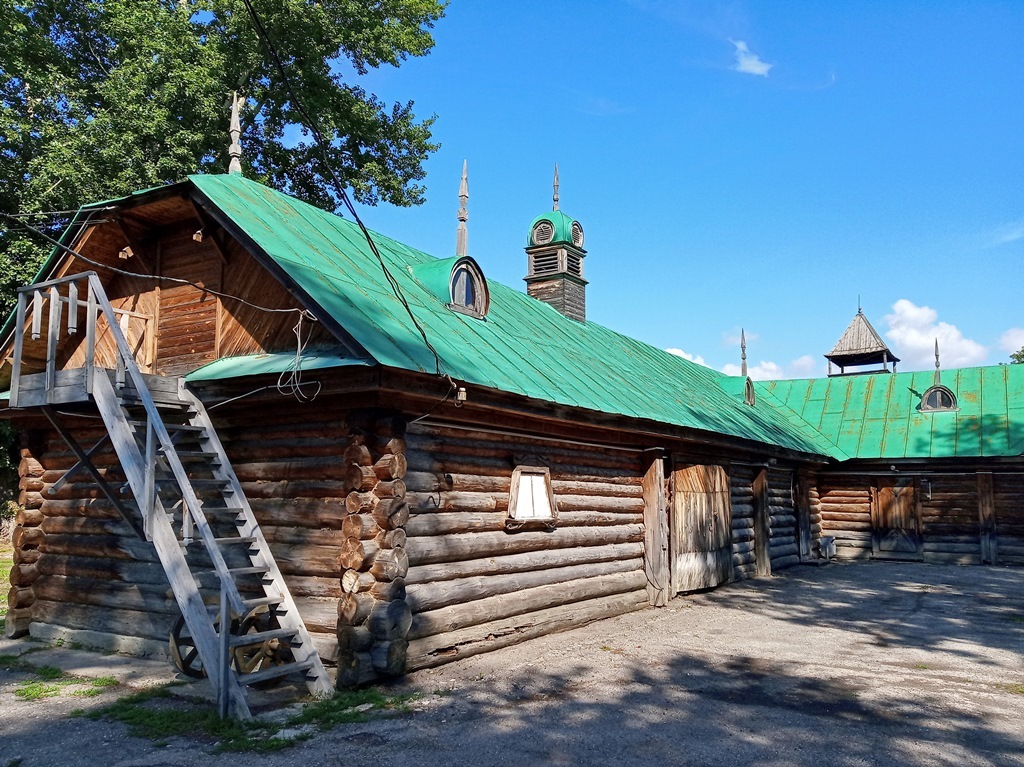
[{"left": 11, "top": 272, "right": 255, "bottom": 716}]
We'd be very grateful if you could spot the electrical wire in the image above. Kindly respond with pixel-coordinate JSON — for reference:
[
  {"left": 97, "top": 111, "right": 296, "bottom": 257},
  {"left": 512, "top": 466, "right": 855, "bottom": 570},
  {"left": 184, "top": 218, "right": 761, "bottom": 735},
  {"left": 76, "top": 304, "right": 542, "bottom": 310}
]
[
  {"left": 0, "top": 211, "right": 306, "bottom": 316},
  {"left": 276, "top": 309, "right": 322, "bottom": 402},
  {"left": 239, "top": 0, "right": 453, "bottom": 388}
]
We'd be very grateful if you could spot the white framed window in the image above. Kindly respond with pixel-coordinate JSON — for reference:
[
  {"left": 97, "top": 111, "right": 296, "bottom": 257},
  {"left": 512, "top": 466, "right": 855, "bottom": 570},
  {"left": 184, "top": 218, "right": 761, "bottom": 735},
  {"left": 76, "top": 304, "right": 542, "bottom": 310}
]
[
  {"left": 448, "top": 257, "right": 489, "bottom": 319},
  {"left": 507, "top": 465, "right": 558, "bottom": 531}
]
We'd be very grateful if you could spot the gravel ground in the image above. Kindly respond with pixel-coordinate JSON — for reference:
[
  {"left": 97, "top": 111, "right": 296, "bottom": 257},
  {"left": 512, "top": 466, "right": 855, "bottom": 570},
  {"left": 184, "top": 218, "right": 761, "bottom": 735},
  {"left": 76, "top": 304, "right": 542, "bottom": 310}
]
[{"left": 1, "top": 560, "right": 1022, "bottom": 767}]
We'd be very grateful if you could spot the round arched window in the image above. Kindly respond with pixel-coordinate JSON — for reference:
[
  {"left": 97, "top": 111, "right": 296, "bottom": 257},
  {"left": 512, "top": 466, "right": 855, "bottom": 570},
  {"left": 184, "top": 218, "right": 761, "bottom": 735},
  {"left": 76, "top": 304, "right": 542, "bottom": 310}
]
[
  {"left": 920, "top": 385, "right": 957, "bottom": 412},
  {"left": 448, "top": 258, "right": 489, "bottom": 318}
]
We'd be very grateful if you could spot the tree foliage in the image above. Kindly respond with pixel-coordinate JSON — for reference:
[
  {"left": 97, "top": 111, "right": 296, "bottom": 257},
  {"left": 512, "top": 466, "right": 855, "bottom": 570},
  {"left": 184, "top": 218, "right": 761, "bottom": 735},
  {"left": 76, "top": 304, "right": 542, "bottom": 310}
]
[
  {"left": 0, "top": 0, "right": 445, "bottom": 311},
  {"left": 1011, "top": 347, "right": 1024, "bottom": 364}
]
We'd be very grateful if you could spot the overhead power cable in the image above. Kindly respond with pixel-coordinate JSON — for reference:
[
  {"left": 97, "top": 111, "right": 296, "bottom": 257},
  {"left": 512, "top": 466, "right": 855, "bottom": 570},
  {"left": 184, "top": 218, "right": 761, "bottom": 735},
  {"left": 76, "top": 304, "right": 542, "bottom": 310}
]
[{"left": 239, "top": 0, "right": 453, "bottom": 389}]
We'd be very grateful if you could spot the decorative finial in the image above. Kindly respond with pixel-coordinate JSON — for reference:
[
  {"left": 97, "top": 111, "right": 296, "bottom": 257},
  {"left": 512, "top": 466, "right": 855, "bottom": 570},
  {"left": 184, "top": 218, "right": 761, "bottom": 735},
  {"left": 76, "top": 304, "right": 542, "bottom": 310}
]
[
  {"left": 456, "top": 160, "right": 469, "bottom": 257},
  {"left": 934, "top": 338, "right": 941, "bottom": 387},
  {"left": 857, "top": 295, "right": 862, "bottom": 315},
  {"left": 552, "top": 163, "right": 560, "bottom": 211},
  {"left": 228, "top": 92, "right": 244, "bottom": 175},
  {"left": 741, "top": 329, "right": 748, "bottom": 378}
]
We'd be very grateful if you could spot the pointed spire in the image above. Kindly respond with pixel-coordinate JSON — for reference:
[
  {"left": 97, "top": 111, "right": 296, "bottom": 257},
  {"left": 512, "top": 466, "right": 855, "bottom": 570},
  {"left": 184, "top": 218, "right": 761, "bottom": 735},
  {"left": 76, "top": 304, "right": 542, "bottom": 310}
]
[
  {"left": 741, "top": 329, "right": 748, "bottom": 378},
  {"left": 455, "top": 160, "right": 469, "bottom": 257},
  {"left": 934, "top": 338, "right": 942, "bottom": 387},
  {"left": 552, "top": 163, "right": 560, "bottom": 211},
  {"left": 228, "top": 92, "right": 243, "bottom": 175}
]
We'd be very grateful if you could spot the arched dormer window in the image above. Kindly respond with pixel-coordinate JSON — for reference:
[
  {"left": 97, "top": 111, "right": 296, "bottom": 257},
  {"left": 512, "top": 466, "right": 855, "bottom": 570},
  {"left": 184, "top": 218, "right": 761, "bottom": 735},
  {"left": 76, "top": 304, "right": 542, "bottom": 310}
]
[
  {"left": 744, "top": 377, "right": 756, "bottom": 407},
  {"left": 920, "top": 385, "right": 957, "bottom": 412},
  {"left": 448, "top": 257, "right": 489, "bottom": 319}
]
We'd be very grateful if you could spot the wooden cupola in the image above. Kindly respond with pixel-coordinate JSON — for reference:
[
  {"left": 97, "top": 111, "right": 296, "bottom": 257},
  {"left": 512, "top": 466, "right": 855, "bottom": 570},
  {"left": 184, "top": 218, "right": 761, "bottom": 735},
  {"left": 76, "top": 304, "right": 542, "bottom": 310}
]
[
  {"left": 825, "top": 308, "right": 899, "bottom": 376},
  {"left": 524, "top": 164, "right": 587, "bottom": 322}
]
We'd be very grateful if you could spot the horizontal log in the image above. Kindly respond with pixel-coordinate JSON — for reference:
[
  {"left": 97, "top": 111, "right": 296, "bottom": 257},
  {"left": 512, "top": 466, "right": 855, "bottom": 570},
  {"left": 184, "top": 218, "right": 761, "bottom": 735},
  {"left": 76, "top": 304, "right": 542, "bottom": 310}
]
[
  {"left": 10, "top": 563, "right": 39, "bottom": 587},
  {"left": 404, "top": 472, "right": 508, "bottom": 494},
  {"left": 35, "top": 553, "right": 167, "bottom": 584},
  {"left": 770, "top": 542, "right": 799, "bottom": 558},
  {"left": 373, "top": 454, "right": 407, "bottom": 481},
  {"left": 406, "top": 557, "right": 641, "bottom": 614},
  {"left": 342, "top": 514, "right": 381, "bottom": 540},
  {"left": 369, "top": 548, "right": 409, "bottom": 582},
  {"left": 338, "top": 538, "right": 380, "bottom": 572},
  {"left": 268, "top": 542, "right": 342, "bottom": 579},
  {"left": 12, "top": 547, "right": 41, "bottom": 566},
  {"left": 370, "top": 638, "right": 408, "bottom": 676},
  {"left": 405, "top": 590, "right": 647, "bottom": 672},
  {"left": 336, "top": 624, "right": 374, "bottom": 652},
  {"left": 374, "top": 479, "right": 406, "bottom": 500},
  {"left": 381, "top": 437, "right": 407, "bottom": 456},
  {"left": 405, "top": 542, "right": 643, "bottom": 585},
  {"left": 292, "top": 596, "right": 339, "bottom": 634},
  {"left": 15, "top": 507, "right": 44, "bottom": 527},
  {"left": 372, "top": 498, "right": 409, "bottom": 531},
  {"left": 338, "top": 592, "right": 373, "bottom": 626},
  {"left": 4, "top": 607, "right": 31, "bottom": 639},
  {"left": 8, "top": 586, "right": 35, "bottom": 609},
  {"left": 409, "top": 570, "right": 647, "bottom": 641},
  {"left": 346, "top": 492, "right": 378, "bottom": 514},
  {"left": 732, "top": 563, "right": 756, "bottom": 580},
  {"left": 347, "top": 465, "right": 377, "bottom": 492},
  {"left": 32, "top": 574, "right": 177, "bottom": 615},
  {"left": 343, "top": 443, "right": 372, "bottom": 467},
  {"left": 772, "top": 554, "right": 801, "bottom": 570},
  {"left": 367, "top": 599, "right": 412, "bottom": 641},
  {"left": 284, "top": 575, "right": 342, "bottom": 599},
  {"left": 31, "top": 599, "right": 174, "bottom": 642},
  {"left": 342, "top": 569, "right": 375, "bottom": 594},
  {"left": 408, "top": 524, "right": 644, "bottom": 567},
  {"left": 335, "top": 649, "right": 375, "bottom": 688},
  {"left": 12, "top": 525, "right": 44, "bottom": 550},
  {"left": 370, "top": 578, "right": 406, "bottom": 602},
  {"left": 376, "top": 528, "right": 406, "bottom": 550},
  {"left": 922, "top": 542, "right": 982, "bottom": 554},
  {"left": 407, "top": 491, "right": 500, "bottom": 514},
  {"left": 241, "top": 480, "right": 352, "bottom": 499},
  {"left": 821, "top": 521, "right": 872, "bottom": 532}
]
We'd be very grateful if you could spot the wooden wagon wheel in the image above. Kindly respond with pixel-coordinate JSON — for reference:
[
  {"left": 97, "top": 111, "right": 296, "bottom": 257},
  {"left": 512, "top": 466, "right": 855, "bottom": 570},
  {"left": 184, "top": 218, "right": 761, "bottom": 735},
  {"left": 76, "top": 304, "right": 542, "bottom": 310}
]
[
  {"left": 168, "top": 608, "right": 291, "bottom": 687},
  {"left": 230, "top": 608, "right": 294, "bottom": 689}
]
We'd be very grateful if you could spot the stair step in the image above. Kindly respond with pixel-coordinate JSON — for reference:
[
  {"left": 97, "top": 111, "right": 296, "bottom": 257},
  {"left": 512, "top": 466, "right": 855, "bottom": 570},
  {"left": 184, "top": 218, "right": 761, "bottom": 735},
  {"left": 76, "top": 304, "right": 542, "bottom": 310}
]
[
  {"left": 239, "top": 660, "right": 314, "bottom": 687},
  {"left": 204, "top": 595, "right": 284, "bottom": 615},
  {"left": 128, "top": 420, "right": 206, "bottom": 434},
  {"left": 213, "top": 535, "right": 258, "bottom": 546},
  {"left": 170, "top": 450, "right": 220, "bottom": 463},
  {"left": 229, "top": 627, "right": 298, "bottom": 648}
]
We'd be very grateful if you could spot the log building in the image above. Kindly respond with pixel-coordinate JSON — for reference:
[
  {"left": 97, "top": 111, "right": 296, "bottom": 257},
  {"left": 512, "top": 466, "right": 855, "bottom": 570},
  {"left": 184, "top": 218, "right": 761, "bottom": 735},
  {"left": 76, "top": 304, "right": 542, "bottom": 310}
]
[{"left": 1, "top": 168, "right": 1021, "bottom": 714}]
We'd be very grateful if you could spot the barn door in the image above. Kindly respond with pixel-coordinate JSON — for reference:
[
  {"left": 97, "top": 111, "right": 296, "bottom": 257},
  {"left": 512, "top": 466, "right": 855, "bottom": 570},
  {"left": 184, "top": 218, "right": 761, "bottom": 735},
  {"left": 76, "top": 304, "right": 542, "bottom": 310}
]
[
  {"left": 670, "top": 464, "right": 732, "bottom": 594},
  {"left": 872, "top": 477, "right": 922, "bottom": 559},
  {"left": 752, "top": 469, "right": 771, "bottom": 576}
]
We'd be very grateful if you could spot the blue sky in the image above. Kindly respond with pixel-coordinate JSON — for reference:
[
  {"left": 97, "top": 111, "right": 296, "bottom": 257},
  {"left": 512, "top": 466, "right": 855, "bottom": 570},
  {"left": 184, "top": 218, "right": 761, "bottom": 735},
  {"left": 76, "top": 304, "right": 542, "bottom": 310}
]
[{"left": 348, "top": 1, "right": 1024, "bottom": 379}]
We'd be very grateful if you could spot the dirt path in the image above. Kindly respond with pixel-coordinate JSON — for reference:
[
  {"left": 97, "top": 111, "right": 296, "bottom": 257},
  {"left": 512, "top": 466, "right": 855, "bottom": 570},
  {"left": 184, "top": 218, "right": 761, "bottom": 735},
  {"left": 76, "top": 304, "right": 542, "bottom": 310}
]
[{"left": 2, "top": 561, "right": 1022, "bottom": 767}]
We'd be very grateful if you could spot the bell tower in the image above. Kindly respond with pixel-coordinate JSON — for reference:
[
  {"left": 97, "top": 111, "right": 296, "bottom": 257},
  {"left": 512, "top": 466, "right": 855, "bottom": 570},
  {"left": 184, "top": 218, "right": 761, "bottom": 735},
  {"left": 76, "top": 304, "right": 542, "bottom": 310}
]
[{"left": 524, "top": 165, "right": 588, "bottom": 322}]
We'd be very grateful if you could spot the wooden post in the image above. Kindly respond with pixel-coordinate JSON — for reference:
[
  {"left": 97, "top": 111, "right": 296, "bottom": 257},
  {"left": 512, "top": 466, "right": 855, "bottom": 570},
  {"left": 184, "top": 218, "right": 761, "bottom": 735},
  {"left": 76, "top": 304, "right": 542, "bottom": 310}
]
[
  {"left": 642, "top": 454, "right": 669, "bottom": 606},
  {"left": 977, "top": 472, "right": 997, "bottom": 565}
]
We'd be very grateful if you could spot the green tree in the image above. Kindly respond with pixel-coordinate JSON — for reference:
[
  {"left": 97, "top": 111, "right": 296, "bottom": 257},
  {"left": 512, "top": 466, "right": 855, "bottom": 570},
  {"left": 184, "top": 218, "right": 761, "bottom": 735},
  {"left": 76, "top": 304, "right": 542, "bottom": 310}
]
[
  {"left": 0, "top": 0, "right": 445, "bottom": 313},
  {"left": 1011, "top": 347, "right": 1024, "bottom": 364}
]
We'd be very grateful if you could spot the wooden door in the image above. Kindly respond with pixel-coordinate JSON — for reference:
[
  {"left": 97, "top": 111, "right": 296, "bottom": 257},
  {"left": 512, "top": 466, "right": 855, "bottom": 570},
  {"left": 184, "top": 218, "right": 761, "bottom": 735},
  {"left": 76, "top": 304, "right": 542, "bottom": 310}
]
[
  {"left": 670, "top": 464, "right": 732, "bottom": 594},
  {"left": 872, "top": 478, "right": 922, "bottom": 559}
]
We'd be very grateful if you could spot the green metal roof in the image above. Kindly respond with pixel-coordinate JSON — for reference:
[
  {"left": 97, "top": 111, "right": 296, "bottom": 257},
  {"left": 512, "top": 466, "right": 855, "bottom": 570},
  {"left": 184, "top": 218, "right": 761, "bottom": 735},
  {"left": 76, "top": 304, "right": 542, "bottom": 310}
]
[
  {"left": 761, "top": 365, "right": 1024, "bottom": 459},
  {"left": 528, "top": 210, "right": 578, "bottom": 247},
  {"left": 185, "top": 350, "right": 371, "bottom": 382},
  {"left": 188, "top": 174, "right": 834, "bottom": 456}
]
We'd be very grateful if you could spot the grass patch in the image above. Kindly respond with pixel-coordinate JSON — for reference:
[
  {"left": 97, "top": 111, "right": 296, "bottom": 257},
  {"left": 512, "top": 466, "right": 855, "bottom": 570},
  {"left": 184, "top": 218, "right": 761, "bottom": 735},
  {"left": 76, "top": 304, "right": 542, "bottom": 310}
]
[
  {"left": 73, "top": 677, "right": 120, "bottom": 698},
  {"left": 913, "top": 664, "right": 930, "bottom": 670},
  {"left": 88, "top": 684, "right": 416, "bottom": 752},
  {"left": 1000, "top": 683, "right": 1024, "bottom": 695},
  {"left": 287, "top": 687, "right": 417, "bottom": 730}
]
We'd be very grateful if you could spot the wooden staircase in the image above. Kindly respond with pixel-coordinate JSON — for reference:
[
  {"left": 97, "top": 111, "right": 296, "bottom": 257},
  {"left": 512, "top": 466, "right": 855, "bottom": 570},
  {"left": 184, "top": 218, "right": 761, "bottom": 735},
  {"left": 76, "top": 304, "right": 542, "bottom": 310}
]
[{"left": 9, "top": 272, "right": 332, "bottom": 718}]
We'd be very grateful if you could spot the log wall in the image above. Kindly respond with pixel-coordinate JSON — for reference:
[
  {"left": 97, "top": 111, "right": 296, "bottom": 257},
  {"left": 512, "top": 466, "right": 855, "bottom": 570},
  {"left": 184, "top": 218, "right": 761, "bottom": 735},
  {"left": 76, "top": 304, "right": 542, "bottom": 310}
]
[
  {"left": 401, "top": 423, "right": 648, "bottom": 671},
  {"left": 767, "top": 468, "right": 800, "bottom": 570},
  {"left": 729, "top": 464, "right": 757, "bottom": 580},
  {"left": 919, "top": 475, "right": 980, "bottom": 564},
  {"left": 991, "top": 474, "right": 1024, "bottom": 564},
  {"left": 818, "top": 476, "right": 873, "bottom": 559}
]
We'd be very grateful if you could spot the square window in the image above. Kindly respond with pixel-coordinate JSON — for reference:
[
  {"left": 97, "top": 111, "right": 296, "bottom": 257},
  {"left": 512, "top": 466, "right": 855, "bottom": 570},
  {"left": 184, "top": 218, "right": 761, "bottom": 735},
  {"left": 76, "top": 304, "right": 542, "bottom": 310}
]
[{"left": 507, "top": 466, "right": 557, "bottom": 531}]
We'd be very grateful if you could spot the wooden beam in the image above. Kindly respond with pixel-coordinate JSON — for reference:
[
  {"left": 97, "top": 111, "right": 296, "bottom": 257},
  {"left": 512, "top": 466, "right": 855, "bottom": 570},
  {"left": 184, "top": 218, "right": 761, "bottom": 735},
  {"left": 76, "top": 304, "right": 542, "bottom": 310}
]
[{"left": 641, "top": 453, "right": 669, "bottom": 606}]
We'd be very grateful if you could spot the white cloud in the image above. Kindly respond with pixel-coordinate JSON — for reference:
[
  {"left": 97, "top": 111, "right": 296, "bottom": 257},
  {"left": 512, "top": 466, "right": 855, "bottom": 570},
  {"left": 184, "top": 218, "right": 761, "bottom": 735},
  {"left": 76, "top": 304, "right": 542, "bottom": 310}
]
[
  {"left": 1000, "top": 328, "right": 1024, "bottom": 354},
  {"left": 730, "top": 39, "right": 773, "bottom": 77},
  {"left": 789, "top": 355, "right": 818, "bottom": 377},
  {"left": 883, "top": 299, "right": 987, "bottom": 369},
  {"left": 721, "top": 360, "right": 784, "bottom": 380},
  {"left": 991, "top": 219, "right": 1024, "bottom": 246},
  {"left": 666, "top": 348, "right": 709, "bottom": 367}
]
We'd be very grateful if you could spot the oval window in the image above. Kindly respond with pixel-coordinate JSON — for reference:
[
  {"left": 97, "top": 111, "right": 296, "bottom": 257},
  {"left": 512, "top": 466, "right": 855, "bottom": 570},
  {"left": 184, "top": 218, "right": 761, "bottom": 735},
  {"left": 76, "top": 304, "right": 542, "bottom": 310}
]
[{"left": 448, "top": 258, "right": 489, "bottom": 318}]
